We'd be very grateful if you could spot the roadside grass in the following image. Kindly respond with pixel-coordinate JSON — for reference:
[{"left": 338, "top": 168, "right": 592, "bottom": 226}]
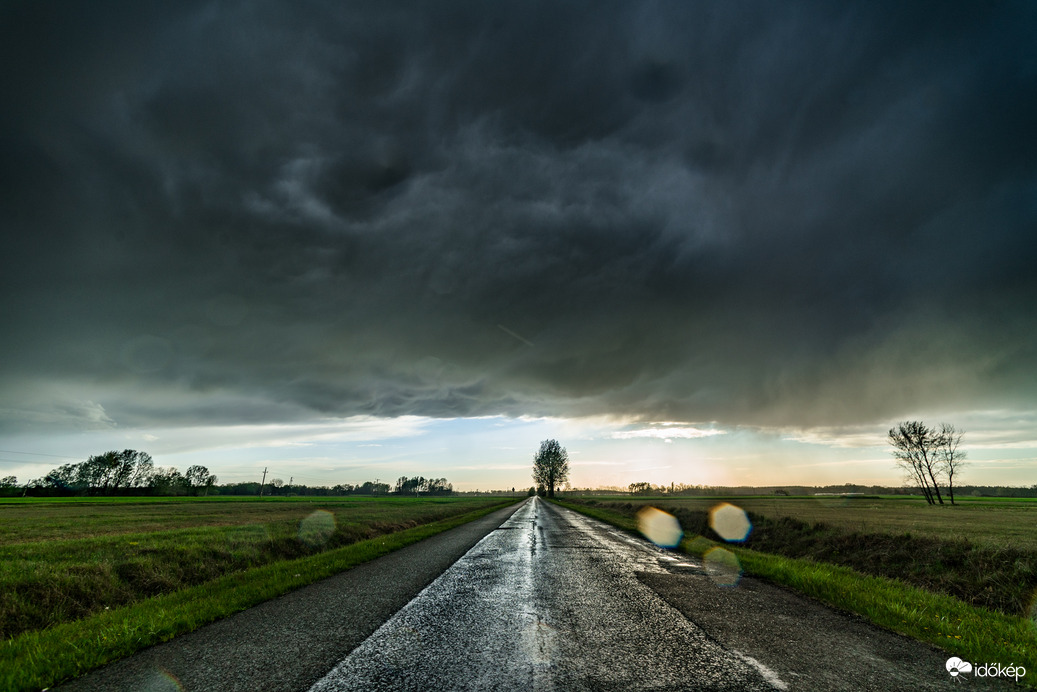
[
  {"left": 553, "top": 498, "right": 1037, "bottom": 687},
  {"left": 0, "top": 497, "right": 520, "bottom": 691},
  {"left": 0, "top": 497, "right": 511, "bottom": 640}
]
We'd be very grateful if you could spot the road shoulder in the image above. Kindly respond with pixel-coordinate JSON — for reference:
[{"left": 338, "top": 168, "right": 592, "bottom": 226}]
[{"left": 638, "top": 571, "right": 1015, "bottom": 690}]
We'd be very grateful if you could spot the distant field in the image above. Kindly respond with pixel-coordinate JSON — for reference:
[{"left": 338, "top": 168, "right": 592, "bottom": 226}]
[
  {"left": 566, "top": 494, "right": 1037, "bottom": 550},
  {"left": 0, "top": 496, "right": 512, "bottom": 640},
  {"left": 0, "top": 495, "right": 493, "bottom": 544}
]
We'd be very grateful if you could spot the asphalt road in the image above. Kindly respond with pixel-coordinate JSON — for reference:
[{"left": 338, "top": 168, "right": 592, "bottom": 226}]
[
  {"left": 309, "top": 497, "right": 1015, "bottom": 691},
  {"left": 59, "top": 497, "right": 1016, "bottom": 691}
]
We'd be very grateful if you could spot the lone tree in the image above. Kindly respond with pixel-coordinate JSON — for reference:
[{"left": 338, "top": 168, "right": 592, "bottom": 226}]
[
  {"left": 532, "top": 439, "right": 569, "bottom": 498},
  {"left": 888, "top": 421, "right": 966, "bottom": 506},
  {"left": 937, "top": 423, "right": 967, "bottom": 506}
]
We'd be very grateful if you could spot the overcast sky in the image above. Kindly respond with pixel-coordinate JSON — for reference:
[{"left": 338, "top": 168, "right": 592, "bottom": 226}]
[{"left": 2, "top": 1, "right": 1035, "bottom": 489}]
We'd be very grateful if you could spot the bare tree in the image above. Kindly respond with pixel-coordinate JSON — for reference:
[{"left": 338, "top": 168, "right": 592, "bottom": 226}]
[
  {"left": 888, "top": 421, "right": 944, "bottom": 505},
  {"left": 532, "top": 439, "right": 569, "bottom": 498},
  {"left": 936, "top": 423, "right": 966, "bottom": 506}
]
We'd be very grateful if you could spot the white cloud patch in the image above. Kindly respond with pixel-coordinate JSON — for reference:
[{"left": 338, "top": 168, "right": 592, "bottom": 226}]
[
  {"left": 780, "top": 426, "right": 888, "bottom": 448},
  {"left": 611, "top": 425, "right": 725, "bottom": 441}
]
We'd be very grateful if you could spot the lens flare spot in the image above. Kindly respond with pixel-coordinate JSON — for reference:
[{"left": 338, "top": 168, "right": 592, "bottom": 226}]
[
  {"left": 704, "top": 547, "right": 742, "bottom": 587},
  {"left": 142, "top": 668, "right": 184, "bottom": 691},
  {"left": 298, "top": 509, "right": 336, "bottom": 547},
  {"left": 685, "top": 535, "right": 714, "bottom": 554},
  {"left": 709, "top": 502, "right": 752, "bottom": 542},
  {"left": 637, "top": 506, "right": 684, "bottom": 548}
]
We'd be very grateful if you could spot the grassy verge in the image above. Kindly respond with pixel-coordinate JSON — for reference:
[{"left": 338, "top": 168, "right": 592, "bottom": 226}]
[
  {"left": 552, "top": 498, "right": 1037, "bottom": 687},
  {"left": 0, "top": 499, "right": 519, "bottom": 692},
  {"left": 0, "top": 497, "right": 508, "bottom": 637}
]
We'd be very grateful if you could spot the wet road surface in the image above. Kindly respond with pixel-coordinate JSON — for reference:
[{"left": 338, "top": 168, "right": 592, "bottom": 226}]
[
  {"left": 60, "top": 497, "right": 1014, "bottom": 691},
  {"left": 310, "top": 497, "right": 1014, "bottom": 691},
  {"left": 310, "top": 497, "right": 776, "bottom": 691}
]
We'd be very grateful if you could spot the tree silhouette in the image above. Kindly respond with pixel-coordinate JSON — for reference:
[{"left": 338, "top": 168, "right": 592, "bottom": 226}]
[
  {"left": 937, "top": 423, "right": 967, "bottom": 506},
  {"left": 889, "top": 421, "right": 943, "bottom": 505},
  {"left": 888, "top": 421, "right": 966, "bottom": 505},
  {"left": 186, "top": 465, "right": 218, "bottom": 495},
  {"left": 532, "top": 439, "right": 569, "bottom": 498}
]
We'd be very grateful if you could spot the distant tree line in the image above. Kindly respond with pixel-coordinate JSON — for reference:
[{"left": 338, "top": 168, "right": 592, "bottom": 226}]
[
  {"left": 17, "top": 450, "right": 218, "bottom": 496},
  {"left": 562, "top": 483, "right": 1037, "bottom": 498},
  {"left": 4, "top": 471, "right": 1036, "bottom": 499},
  {"left": 393, "top": 476, "right": 453, "bottom": 495},
  {"left": 4, "top": 451, "right": 457, "bottom": 498},
  {"left": 219, "top": 480, "right": 396, "bottom": 497}
]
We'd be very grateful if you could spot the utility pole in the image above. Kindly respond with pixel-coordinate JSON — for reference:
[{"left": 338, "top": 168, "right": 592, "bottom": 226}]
[{"left": 260, "top": 467, "right": 268, "bottom": 496}]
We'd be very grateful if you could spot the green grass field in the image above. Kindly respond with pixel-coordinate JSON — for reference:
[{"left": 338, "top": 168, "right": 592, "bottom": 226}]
[
  {"left": 0, "top": 495, "right": 520, "bottom": 691},
  {"left": 593, "top": 494, "right": 1037, "bottom": 550},
  {"left": 0, "top": 494, "right": 500, "bottom": 544},
  {"left": 555, "top": 494, "right": 1037, "bottom": 688}
]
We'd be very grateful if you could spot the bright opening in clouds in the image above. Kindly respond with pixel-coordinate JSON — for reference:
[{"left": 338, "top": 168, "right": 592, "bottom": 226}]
[{"left": 1, "top": 1, "right": 1035, "bottom": 489}]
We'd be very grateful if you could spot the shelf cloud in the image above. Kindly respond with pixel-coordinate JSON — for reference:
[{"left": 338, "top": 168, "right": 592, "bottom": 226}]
[{"left": 2, "top": 1, "right": 1035, "bottom": 433}]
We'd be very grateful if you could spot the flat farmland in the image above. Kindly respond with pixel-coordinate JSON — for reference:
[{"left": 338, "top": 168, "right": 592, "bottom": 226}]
[
  {"left": 578, "top": 495, "right": 1037, "bottom": 550},
  {"left": 0, "top": 495, "right": 504, "bottom": 544},
  {"left": 0, "top": 496, "right": 515, "bottom": 642}
]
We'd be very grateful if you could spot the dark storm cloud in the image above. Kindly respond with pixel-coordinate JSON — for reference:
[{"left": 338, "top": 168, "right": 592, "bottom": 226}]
[{"left": 2, "top": 0, "right": 1035, "bottom": 431}]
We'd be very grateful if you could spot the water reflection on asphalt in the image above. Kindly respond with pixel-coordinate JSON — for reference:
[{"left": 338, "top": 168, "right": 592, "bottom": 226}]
[{"left": 309, "top": 497, "right": 778, "bottom": 691}]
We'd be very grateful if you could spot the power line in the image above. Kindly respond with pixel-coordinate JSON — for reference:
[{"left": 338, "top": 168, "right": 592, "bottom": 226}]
[{"left": 0, "top": 449, "right": 80, "bottom": 459}]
